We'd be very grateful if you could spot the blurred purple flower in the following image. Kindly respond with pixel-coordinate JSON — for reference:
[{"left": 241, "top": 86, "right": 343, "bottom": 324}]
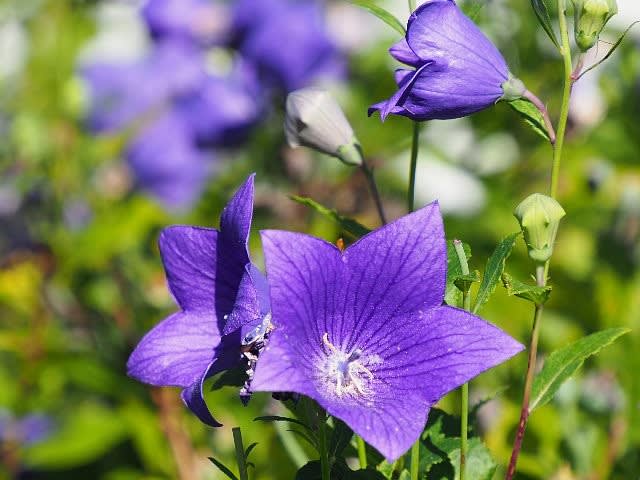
[
  {"left": 252, "top": 202, "right": 523, "bottom": 461},
  {"left": 231, "top": 0, "right": 344, "bottom": 92},
  {"left": 0, "top": 411, "right": 53, "bottom": 446},
  {"left": 142, "top": 0, "right": 231, "bottom": 46},
  {"left": 81, "top": 39, "right": 262, "bottom": 209},
  {"left": 127, "top": 175, "right": 271, "bottom": 425},
  {"left": 369, "top": 0, "right": 523, "bottom": 121}
]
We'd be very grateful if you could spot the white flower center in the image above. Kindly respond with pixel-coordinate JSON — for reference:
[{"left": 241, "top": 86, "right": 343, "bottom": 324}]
[{"left": 318, "top": 333, "right": 380, "bottom": 399}]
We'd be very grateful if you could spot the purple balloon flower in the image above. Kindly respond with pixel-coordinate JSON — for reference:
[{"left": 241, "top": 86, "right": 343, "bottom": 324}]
[
  {"left": 369, "top": 0, "right": 525, "bottom": 121},
  {"left": 127, "top": 174, "right": 271, "bottom": 425},
  {"left": 142, "top": 0, "right": 230, "bottom": 46},
  {"left": 252, "top": 202, "right": 523, "bottom": 461},
  {"left": 231, "top": 0, "right": 344, "bottom": 92}
]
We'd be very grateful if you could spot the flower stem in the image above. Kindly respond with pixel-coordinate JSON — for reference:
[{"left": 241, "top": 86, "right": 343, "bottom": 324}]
[
  {"left": 408, "top": 0, "right": 416, "bottom": 13},
  {"left": 453, "top": 239, "right": 471, "bottom": 480},
  {"left": 318, "top": 411, "right": 330, "bottom": 480},
  {"left": 408, "top": 121, "right": 420, "bottom": 213},
  {"left": 410, "top": 441, "right": 420, "bottom": 480},
  {"left": 551, "top": 0, "right": 573, "bottom": 199},
  {"left": 232, "top": 427, "right": 249, "bottom": 480},
  {"left": 362, "top": 162, "right": 387, "bottom": 225},
  {"left": 357, "top": 436, "right": 368, "bottom": 469}
]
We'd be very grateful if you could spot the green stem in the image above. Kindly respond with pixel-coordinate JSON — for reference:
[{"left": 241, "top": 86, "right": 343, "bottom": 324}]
[
  {"left": 362, "top": 162, "right": 387, "bottom": 225},
  {"left": 232, "top": 427, "right": 249, "bottom": 480},
  {"left": 357, "top": 436, "right": 368, "bottom": 469},
  {"left": 453, "top": 239, "right": 471, "bottom": 480},
  {"left": 408, "top": 0, "right": 416, "bottom": 13},
  {"left": 319, "top": 411, "right": 330, "bottom": 480},
  {"left": 407, "top": 122, "right": 420, "bottom": 213},
  {"left": 410, "top": 441, "right": 419, "bottom": 480},
  {"left": 550, "top": 0, "right": 573, "bottom": 199}
]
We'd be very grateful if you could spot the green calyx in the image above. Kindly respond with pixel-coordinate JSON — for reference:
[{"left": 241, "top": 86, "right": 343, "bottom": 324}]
[
  {"left": 514, "top": 193, "right": 566, "bottom": 264},
  {"left": 572, "top": 0, "right": 618, "bottom": 51},
  {"left": 500, "top": 74, "right": 526, "bottom": 102},
  {"left": 336, "top": 140, "right": 364, "bottom": 167}
]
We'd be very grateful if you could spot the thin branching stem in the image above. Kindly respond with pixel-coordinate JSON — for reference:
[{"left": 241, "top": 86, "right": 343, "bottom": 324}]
[
  {"left": 362, "top": 162, "right": 387, "bottom": 225},
  {"left": 408, "top": 122, "right": 420, "bottom": 213}
]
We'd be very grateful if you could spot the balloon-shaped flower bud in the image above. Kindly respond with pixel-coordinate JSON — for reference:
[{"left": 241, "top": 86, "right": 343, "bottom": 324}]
[
  {"left": 514, "top": 193, "right": 566, "bottom": 264},
  {"left": 285, "top": 87, "right": 363, "bottom": 166},
  {"left": 369, "top": 0, "right": 525, "bottom": 121},
  {"left": 571, "top": 0, "right": 618, "bottom": 52}
]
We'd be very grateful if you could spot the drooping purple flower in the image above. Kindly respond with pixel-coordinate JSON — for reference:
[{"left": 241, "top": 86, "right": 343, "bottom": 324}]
[
  {"left": 127, "top": 174, "right": 271, "bottom": 425},
  {"left": 369, "top": 0, "right": 525, "bottom": 121},
  {"left": 142, "top": 0, "right": 231, "bottom": 46},
  {"left": 251, "top": 202, "right": 523, "bottom": 461},
  {"left": 231, "top": 0, "right": 344, "bottom": 92}
]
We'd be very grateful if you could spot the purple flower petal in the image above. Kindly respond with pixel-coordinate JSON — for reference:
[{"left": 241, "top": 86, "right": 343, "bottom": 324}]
[
  {"left": 127, "top": 312, "right": 221, "bottom": 388},
  {"left": 389, "top": 39, "right": 420, "bottom": 67},
  {"left": 223, "top": 264, "right": 270, "bottom": 336},
  {"left": 220, "top": 173, "right": 255, "bottom": 251}
]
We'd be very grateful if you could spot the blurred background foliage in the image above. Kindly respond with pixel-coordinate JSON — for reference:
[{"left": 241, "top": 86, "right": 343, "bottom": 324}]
[{"left": 0, "top": 0, "right": 639, "bottom": 478}]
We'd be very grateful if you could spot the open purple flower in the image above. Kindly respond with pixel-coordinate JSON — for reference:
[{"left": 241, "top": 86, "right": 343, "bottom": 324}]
[
  {"left": 231, "top": 0, "right": 344, "bottom": 92},
  {"left": 251, "top": 202, "right": 523, "bottom": 461},
  {"left": 369, "top": 0, "right": 525, "bottom": 121},
  {"left": 127, "top": 174, "right": 271, "bottom": 425}
]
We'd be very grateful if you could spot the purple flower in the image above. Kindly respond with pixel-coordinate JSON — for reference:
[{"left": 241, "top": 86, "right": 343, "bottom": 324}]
[
  {"left": 127, "top": 175, "right": 271, "bottom": 425},
  {"left": 251, "top": 203, "right": 523, "bottom": 461},
  {"left": 0, "top": 411, "right": 53, "bottom": 446},
  {"left": 369, "top": 0, "right": 524, "bottom": 121},
  {"left": 142, "top": 0, "right": 231, "bottom": 46},
  {"left": 231, "top": 0, "right": 344, "bottom": 92}
]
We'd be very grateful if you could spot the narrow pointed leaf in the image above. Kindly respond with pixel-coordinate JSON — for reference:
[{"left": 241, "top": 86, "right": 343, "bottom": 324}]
[
  {"left": 244, "top": 442, "right": 258, "bottom": 460},
  {"left": 454, "top": 270, "right": 481, "bottom": 293},
  {"left": 472, "top": 233, "right": 519, "bottom": 314},
  {"left": 254, "top": 415, "right": 313, "bottom": 433},
  {"left": 208, "top": 457, "right": 239, "bottom": 480},
  {"left": 502, "top": 272, "right": 552, "bottom": 305},
  {"left": 529, "top": 328, "right": 630, "bottom": 411},
  {"left": 530, "top": 0, "right": 559, "bottom": 48},
  {"left": 346, "top": 0, "right": 406, "bottom": 36},
  {"left": 290, "top": 195, "right": 371, "bottom": 239},
  {"left": 508, "top": 98, "right": 551, "bottom": 142}
]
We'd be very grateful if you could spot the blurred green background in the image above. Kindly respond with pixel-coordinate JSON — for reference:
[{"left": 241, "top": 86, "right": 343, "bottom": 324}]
[{"left": 1, "top": 0, "right": 639, "bottom": 478}]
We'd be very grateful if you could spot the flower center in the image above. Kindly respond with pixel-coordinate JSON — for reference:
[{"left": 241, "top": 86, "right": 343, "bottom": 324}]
[{"left": 318, "top": 333, "right": 380, "bottom": 399}]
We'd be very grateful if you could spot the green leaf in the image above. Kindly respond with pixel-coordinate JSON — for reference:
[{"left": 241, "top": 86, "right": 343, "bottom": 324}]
[
  {"left": 329, "top": 418, "right": 354, "bottom": 459},
  {"left": 445, "top": 240, "right": 472, "bottom": 306},
  {"left": 576, "top": 21, "right": 640, "bottom": 81},
  {"left": 254, "top": 415, "right": 314, "bottom": 432},
  {"left": 345, "top": 0, "right": 406, "bottom": 36},
  {"left": 454, "top": 270, "right": 481, "bottom": 293},
  {"left": 24, "top": 403, "right": 127, "bottom": 469},
  {"left": 501, "top": 272, "right": 552, "bottom": 305},
  {"left": 508, "top": 98, "right": 551, "bottom": 142},
  {"left": 244, "top": 442, "right": 258, "bottom": 460},
  {"left": 290, "top": 195, "right": 371, "bottom": 240},
  {"left": 472, "top": 233, "right": 519, "bottom": 314},
  {"left": 449, "top": 438, "right": 498, "bottom": 480},
  {"left": 208, "top": 457, "right": 239, "bottom": 480},
  {"left": 529, "top": 328, "right": 630, "bottom": 411},
  {"left": 530, "top": 0, "right": 559, "bottom": 48}
]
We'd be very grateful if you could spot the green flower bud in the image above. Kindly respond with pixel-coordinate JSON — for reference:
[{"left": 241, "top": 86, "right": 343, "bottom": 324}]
[
  {"left": 284, "top": 87, "right": 363, "bottom": 166},
  {"left": 514, "top": 193, "right": 566, "bottom": 264},
  {"left": 572, "top": 0, "right": 618, "bottom": 52}
]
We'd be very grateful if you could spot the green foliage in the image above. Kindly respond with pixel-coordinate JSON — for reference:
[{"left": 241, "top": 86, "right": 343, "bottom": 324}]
[
  {"left": 502, "top": 272, "right": 552, "bottom": 305},
  {"left": 530, "top": 328, "right": 630, "bottom": 411},
  {"left": 445, "top": 240, "right": 472, "bottom": 306},
  {"left": 472, "top": 233, "right": 520, "bottom": 314},
  {"left": 507, "top": 98, "right": 552, "bottom": 142},
  {"left": 530, "top": 0, "right": 560, "bottom": 47},
  {"left": 290, "top": 195, "right": 372, "bottom": 239}
]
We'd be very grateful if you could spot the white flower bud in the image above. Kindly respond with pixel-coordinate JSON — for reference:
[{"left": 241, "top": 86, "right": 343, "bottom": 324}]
[{"left": 284, "top": 87, "right": 362, "bottom": 166}]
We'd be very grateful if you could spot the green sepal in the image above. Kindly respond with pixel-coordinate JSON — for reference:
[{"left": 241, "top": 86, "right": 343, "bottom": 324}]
[{"left": 501, "top": 272, "right": 552, "bottom": 305}]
